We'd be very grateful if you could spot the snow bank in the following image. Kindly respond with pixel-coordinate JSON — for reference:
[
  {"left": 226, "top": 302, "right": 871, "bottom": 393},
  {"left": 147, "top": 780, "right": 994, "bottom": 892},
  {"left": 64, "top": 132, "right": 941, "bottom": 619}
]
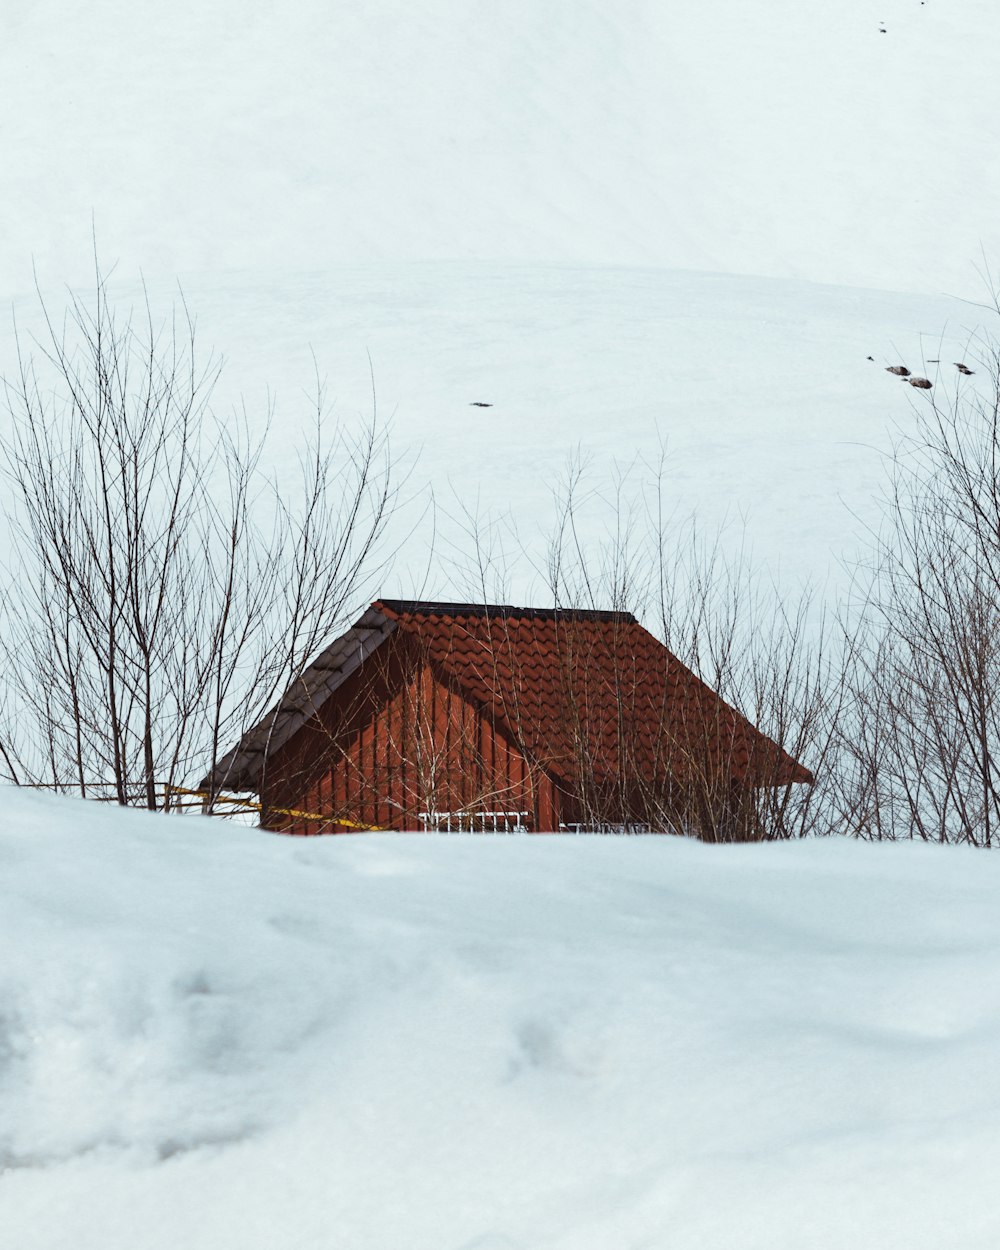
[{"left": 4, "top": 788, "right": 1000, "bottom": 1248}]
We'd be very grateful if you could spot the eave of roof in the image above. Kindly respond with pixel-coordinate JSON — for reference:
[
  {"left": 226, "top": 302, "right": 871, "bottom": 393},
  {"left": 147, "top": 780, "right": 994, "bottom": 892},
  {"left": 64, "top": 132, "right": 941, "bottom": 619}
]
[{"left": 197, "top": 606, "right": 395, "bottom": 792}]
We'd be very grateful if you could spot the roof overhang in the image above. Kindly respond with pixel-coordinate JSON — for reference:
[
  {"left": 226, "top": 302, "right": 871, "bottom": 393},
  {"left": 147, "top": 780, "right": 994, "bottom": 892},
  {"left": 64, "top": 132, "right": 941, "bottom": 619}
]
[{"left": 197, "top": 606, "right": 395, "bottom": 793}]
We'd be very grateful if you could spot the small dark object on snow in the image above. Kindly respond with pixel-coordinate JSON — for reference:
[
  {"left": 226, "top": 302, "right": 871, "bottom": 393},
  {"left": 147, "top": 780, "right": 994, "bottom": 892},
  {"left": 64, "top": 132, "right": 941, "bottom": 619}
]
[
  {"left": 955, "top": 363, "right": 975, "bottom": 375},
  {"left": 909, "top": 377, "right": 933, "bottom": 389},
  {"left": 886, "top": 365, "right": 910, "bottom": 376},
  {"left": 867, "top": 355, "right": 875, "bottom": 361},
  {"left": 470, "top": 401, "right": 494, "bottom": 408}
]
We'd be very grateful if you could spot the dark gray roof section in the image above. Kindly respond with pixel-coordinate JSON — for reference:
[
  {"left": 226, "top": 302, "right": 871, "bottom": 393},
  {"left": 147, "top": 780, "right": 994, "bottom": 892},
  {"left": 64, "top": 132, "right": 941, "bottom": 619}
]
[
  {"left": 378, "top": 599, "right": 637, "bottom": 624},
  {"left": 198, "top": 605, "right": 395, "bottom": 793}
]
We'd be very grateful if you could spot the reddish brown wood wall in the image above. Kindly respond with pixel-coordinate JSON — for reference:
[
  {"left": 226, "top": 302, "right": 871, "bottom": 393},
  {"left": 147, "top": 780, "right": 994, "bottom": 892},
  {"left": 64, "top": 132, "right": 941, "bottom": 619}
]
[{"left": 261, "top": 634, "right": 563, "bottom": 833}]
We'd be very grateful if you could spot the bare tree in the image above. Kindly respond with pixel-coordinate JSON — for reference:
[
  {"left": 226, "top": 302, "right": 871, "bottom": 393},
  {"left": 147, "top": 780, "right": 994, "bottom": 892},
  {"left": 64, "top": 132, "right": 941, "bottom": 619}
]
[
  {"left": 0, "top": 265, "right": 398, "bottom": 810},
  {"left": 538, "top": 454, "right": 846, "bottom": 840},
  {"left": 844, "top": 324, "right": 1000, "bottom": 845}
]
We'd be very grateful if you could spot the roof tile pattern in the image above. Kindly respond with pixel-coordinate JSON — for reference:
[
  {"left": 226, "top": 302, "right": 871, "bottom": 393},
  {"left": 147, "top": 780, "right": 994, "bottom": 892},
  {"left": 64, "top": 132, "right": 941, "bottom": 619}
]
[{"left": 375, "top": 601, "right": 812, "bottom": 788}]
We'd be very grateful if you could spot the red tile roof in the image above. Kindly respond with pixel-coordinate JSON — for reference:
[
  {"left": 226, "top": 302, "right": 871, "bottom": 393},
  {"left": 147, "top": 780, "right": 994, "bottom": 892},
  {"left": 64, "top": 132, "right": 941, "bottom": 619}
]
[{"left": 375, "top": 600, "right": 812, "bottom": 789}]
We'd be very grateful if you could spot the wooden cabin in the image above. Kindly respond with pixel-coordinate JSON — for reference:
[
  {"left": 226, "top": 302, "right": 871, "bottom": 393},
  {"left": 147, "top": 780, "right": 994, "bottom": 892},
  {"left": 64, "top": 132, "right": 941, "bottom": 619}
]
[{"left": 202, "top": 599, "right": 812, "bottom": 836}]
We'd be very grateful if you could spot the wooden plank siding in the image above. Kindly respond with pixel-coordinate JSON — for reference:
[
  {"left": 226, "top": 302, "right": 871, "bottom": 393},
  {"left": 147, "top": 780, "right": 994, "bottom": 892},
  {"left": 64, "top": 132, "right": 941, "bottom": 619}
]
[{"left": 261, "top": 632, "right": 563, "bottom": 833}]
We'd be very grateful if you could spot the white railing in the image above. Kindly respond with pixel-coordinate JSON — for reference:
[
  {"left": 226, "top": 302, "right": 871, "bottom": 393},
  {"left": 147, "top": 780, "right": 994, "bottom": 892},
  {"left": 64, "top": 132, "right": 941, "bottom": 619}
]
[
  {"left": 558, "top": 822, "right": 652, "bottom": 834},
  {"left": 419, "top": 809, "right": 530, "bottom": 833}
]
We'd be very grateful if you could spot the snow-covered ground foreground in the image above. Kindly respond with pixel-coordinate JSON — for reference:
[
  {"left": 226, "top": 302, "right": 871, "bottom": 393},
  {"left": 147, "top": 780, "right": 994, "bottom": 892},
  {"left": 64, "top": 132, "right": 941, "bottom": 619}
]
[{"left": 4, "top": 788, "right": 1000, "bottom": 1249}]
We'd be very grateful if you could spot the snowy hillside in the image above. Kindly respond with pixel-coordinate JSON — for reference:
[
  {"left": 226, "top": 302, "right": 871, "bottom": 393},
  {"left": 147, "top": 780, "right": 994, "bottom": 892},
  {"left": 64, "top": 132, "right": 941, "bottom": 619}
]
[
  {"left": 4, "top": 790, "right": 1000, "bottom": 1249},
  {"left": 4, "top": 2, "right": 999, "bottom": 591},
  {"left": 2, "top": 265, "right": 986, "bottom": 600},
  {"left": 4, "top": 0, "right": 999, "bottom": 292}
]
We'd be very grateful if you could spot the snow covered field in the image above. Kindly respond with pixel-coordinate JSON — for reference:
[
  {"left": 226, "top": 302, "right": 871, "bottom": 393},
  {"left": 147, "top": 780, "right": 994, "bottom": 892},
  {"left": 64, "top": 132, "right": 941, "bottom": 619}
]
[
  {"left": 3, "top": 264, "right": 986, "bottom": 600},
  {"left": 4, "top": 1, "right": 1000, "bottom": 1244},
  {"left": 2, "top": 1, "right": 999, "bottom": 594},
  {"left": 5, "top": 0, "right": 1000, "bottom": 292},
  {"left": 4, "top": 790, "right": 1000, "bottom": 1249}
]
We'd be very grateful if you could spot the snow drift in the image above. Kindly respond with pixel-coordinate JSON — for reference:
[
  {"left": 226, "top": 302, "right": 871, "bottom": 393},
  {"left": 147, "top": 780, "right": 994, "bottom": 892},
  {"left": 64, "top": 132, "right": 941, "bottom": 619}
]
[{"left": 3, "top": 789, "right": 1000, "bottom": 1248}]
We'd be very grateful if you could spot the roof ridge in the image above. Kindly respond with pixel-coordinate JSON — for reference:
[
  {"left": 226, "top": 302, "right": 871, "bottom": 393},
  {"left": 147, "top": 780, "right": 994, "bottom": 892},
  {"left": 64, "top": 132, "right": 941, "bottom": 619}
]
[{"left": 375, "top": 598, "right": 637, "bottom": 624}]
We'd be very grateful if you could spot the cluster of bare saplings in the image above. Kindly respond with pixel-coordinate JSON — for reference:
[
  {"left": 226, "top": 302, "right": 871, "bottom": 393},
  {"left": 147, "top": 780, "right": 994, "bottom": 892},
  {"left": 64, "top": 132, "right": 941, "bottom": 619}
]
[
  {"left": 0, "top": 270, "right": 399, "bottom": 816},
  {"left": 1, "top": 268, "right": 1000, "bottom": 843}
]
